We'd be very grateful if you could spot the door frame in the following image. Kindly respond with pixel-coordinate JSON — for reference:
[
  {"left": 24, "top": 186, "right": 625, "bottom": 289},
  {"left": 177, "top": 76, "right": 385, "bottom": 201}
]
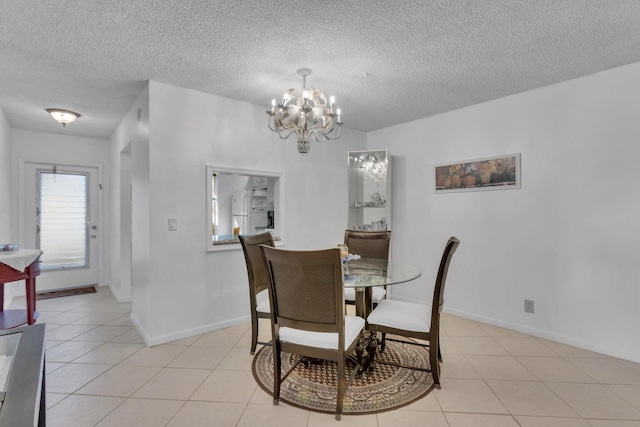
[{"left": 16, "top": 157, "right": 106, "bottom": 290}]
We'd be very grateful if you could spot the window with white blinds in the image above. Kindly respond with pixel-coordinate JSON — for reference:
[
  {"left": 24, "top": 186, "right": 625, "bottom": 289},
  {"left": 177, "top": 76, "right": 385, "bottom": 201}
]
[{"left": 38, "top": 171, "right": 88, "bottom": 270}]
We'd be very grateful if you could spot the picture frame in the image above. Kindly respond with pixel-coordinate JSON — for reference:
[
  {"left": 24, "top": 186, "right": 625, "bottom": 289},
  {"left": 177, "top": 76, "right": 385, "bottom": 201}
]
[{"left": 434, "top": 153, "right": 521, "bottom": 193}]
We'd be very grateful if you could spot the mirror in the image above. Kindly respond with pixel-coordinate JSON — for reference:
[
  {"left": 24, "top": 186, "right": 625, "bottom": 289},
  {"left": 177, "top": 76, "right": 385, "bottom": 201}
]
[{"left": 206, "top": 165, "right": 284, "bottom": 251}]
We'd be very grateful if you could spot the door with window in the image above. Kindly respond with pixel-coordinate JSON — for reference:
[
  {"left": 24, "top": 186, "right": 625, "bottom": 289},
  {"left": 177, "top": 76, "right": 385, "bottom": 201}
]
[{"left": 24, "top": 163, "right": 99, "bottom": 291}]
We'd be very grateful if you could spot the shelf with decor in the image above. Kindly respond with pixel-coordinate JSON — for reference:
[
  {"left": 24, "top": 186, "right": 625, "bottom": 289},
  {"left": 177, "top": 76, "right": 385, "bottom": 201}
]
[{"left": 347, "top": 149, "right": 391, "bottom": 231}]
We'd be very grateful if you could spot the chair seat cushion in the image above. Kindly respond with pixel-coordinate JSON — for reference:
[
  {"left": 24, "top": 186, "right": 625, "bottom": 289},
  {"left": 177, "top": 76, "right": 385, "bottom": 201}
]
[
  {"left": 280, "top": 315, "right": 365, "bottom": 350},
  {"left": 344, "top": 287, "right": 387, "bottom": 304},
  {"left": 256, "top": 289, "right": 270, "bottom": 313},
  {"left": 366, "top": 299, "right": 431, "bottom": 333}
]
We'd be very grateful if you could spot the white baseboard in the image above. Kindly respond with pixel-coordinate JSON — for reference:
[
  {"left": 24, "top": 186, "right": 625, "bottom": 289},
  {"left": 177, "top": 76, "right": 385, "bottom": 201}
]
[
  {"left": 108, "top": 284, "right": 131, "bottom": 303},
  {"left": 443, "top": 307, "right": 640, "bottom": 364},
  {"left": 131, "top": 313, "right": 251, "bottom": 347}
]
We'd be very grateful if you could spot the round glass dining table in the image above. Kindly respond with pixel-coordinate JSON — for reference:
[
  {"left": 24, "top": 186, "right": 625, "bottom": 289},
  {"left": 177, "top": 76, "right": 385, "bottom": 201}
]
[
  {"left": 342, "top": 257, "right": 422, "bottom": 372},
  {"left": 344, "top": 257, "right": 422, "bottom": 319},
  {"left": 344, "top": 257, "right": 422, "bottom": 286}
]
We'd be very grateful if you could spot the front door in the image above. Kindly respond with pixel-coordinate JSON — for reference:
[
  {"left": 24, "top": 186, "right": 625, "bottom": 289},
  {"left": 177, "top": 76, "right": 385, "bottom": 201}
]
[{"left": 24, "top": 163, "right": 99, "bottom": 291}]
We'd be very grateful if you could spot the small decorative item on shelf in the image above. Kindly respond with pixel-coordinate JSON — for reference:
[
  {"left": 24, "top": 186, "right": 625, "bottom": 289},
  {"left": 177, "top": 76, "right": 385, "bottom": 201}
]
[
  {"left": 0, "top": 244, "right": 20, "bottom": 252},
  {"left": 369, "top": 192, "right": 386, "bottom": 207},
  {"left": 353, "top": 217, "right": 387, "bottom": 231}
]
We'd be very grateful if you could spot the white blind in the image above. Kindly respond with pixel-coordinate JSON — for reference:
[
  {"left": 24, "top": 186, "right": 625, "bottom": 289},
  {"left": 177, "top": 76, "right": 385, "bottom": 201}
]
[{"left": 39, "top": 172, "right": 88, "bottom": 270}]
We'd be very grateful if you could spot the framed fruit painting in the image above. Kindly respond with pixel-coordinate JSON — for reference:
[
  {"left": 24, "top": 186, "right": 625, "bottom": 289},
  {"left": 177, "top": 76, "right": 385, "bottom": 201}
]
[{"left": 435, "top": 153, "right": 520, "bottom": 193}]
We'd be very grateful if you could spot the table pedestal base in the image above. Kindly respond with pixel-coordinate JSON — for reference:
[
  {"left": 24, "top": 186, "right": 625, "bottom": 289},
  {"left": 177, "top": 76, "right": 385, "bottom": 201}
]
[
  {"left": 352, "top": 286, "right": 381, "bottom": 372},
  {"left": 354, "top": 332, "right": 379, "bottom": 373}
]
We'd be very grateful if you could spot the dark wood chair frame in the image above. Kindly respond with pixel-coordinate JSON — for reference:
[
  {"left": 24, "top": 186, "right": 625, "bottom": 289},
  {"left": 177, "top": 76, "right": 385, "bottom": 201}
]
[
  {"left": 343, "top": 229, "right": 391, "bottom": 260},
  {"left": 238, "top": 232, "right": 275, "bottom": 355},
  {"left": 367, "top": 236, "right": 460, "bottom": 389},
  {"left": 261, "top": 246, "right": 363, "bottom": 421},
  {"left": 343, "top": 229, "right": 391, "bottom": 306}
]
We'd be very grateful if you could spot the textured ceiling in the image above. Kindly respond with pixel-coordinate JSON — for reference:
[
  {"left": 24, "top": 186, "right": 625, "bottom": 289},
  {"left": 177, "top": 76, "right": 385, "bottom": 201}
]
[{"left": 2, "top": 0, "right": 640, "bottom": 139}]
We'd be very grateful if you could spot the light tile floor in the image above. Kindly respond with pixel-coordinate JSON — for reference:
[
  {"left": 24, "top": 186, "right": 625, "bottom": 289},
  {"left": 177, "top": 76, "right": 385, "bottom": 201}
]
[{"left": 10, "top": 287, "right": 640, "bottom": 426}]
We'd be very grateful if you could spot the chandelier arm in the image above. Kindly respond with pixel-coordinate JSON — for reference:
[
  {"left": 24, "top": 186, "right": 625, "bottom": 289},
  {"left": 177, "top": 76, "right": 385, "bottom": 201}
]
[
  {"left": 267, "top": 116, "right": 282, "bottom": 132},
  {"left": 277, "top": 129, "right": 294, "bottom": 140},
  {"left": 315, "top": 125, "right": 341, "bottom": 141}
]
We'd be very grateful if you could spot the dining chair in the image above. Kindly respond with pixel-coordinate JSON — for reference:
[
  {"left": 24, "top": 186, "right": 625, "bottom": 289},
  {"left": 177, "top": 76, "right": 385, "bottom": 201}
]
[
  {"left": 366, "top": 236, "right": 460, "bottom": 389},
  {"left": 343, "top": 230, "right": 391, "bottom": 305},
  {"left": 261, "top": 245, "right": 365, "bottom": 420},
  {"left": 238, "top": 232, "right": 275, "bottom": 355}
]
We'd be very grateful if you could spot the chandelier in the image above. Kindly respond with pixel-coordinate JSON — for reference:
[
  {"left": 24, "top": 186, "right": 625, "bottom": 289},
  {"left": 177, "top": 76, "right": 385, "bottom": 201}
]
[{"left": 266, "top": 68, "right": 342, "bottom": 154}]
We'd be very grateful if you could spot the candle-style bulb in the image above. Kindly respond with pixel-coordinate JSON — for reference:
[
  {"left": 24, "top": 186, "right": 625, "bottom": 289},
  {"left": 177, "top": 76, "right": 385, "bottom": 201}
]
[
  {"left": 329, "top": 96, "right": 335, "bottom": 105},
  {"left": 303, "top": 90, "right": 309, "bottom": 100}
]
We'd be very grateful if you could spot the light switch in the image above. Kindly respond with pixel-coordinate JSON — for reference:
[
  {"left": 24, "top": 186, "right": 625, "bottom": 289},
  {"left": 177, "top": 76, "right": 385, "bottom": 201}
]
[{"left": 168, "top": 218, "right": 177, "bottom": 231}]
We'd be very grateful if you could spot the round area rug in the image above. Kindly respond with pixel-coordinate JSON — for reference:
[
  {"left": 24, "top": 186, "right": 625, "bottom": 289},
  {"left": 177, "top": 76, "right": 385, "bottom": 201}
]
[{"left": 251, "top": 338, "right": 435, "bottom": 415}]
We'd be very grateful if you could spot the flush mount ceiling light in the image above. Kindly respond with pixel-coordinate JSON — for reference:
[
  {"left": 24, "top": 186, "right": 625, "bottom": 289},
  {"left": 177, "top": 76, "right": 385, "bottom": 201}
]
[
  {"left": 46, "top": 108, "right": 81, "bottom": 127},
  {"left": 266, "top": 68, "right": 342, "bottom": 154}
]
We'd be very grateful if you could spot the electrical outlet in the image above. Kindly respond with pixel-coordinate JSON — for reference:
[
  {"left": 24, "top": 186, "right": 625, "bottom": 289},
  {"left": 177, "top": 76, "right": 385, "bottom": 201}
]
[{"left": 524, "top": 299, "right": 534, "bottom": 314}]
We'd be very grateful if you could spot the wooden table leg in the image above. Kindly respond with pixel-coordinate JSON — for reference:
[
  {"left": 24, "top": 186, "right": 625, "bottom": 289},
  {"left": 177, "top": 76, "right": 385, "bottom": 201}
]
[{"left": 26, "top": 274, "right": 36, "bottom": 325}]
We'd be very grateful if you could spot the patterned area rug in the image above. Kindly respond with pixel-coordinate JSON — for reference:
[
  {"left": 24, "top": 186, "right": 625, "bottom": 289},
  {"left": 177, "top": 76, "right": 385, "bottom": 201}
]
[{"left": 252, "top": 338, "right": 435, "bottom": 415}]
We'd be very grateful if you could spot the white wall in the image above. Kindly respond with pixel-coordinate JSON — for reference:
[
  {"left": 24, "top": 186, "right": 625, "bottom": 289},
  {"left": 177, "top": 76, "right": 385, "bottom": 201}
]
[
  {"left": 367, "top": 62, "right": 640, "bottom": 362},
  {"left": 9, "top": 129, "right": 111, "bottom": 292},
  {"left": 0, "top": 110, "right": 10, "bottom": 242},
  {"left": 0, "top": 110, "right": 14, "bottom": 307},
  {"left": 117, "top": 81, "right": 365, "bottom": 344},
  {"left": 109, "top": 84, "right": 150, "bottom": 305}
]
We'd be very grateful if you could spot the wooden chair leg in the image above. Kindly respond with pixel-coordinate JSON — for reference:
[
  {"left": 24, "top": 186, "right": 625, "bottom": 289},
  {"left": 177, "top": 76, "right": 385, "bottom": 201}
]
[
  {"left": 430, "top": 343, "right": 441, "bottom": 389},
  {"left": 250, "top": 312, "right": 259, "bottom": 355},
  {"left": 336, "top": 358, "right": 345, "bottom": 420},
  {"left": 272, "top": 343, "right": 281, "bottom": 404}
]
